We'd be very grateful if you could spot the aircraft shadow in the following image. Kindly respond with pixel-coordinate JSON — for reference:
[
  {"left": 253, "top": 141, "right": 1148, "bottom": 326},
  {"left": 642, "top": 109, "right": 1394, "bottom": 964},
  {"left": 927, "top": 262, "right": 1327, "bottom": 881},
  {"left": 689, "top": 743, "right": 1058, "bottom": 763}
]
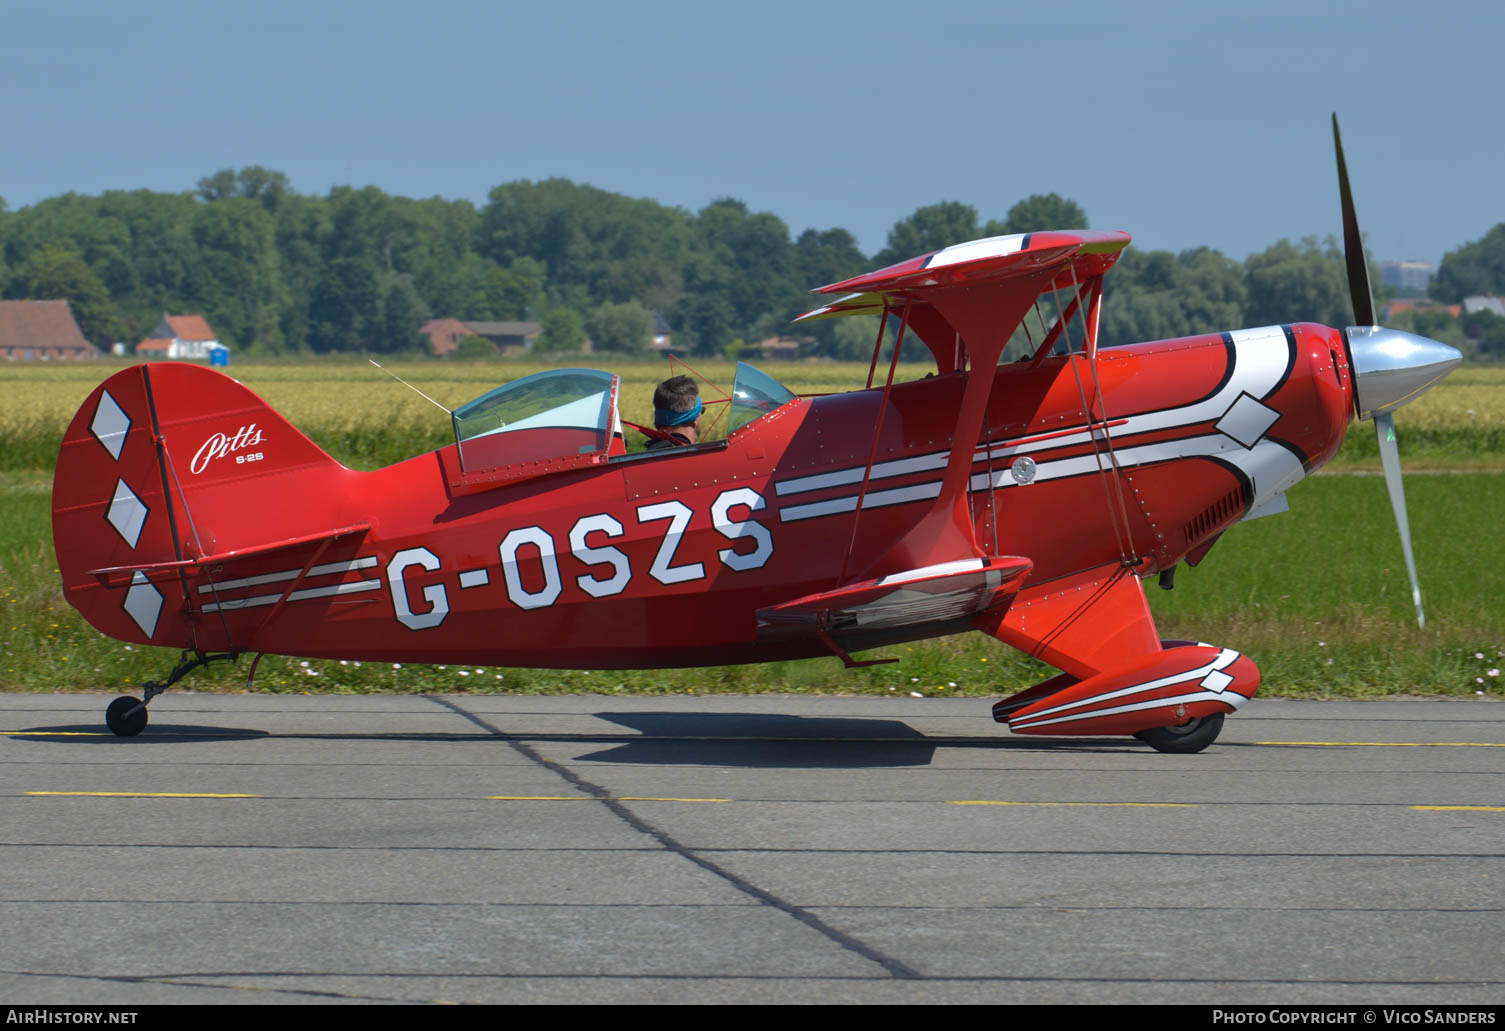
[
  {"left": 575, "top": 711, "right": 938, "bottom": 767},
  {"left": 8, "top": 724, "right": 271, "bottom": 744},
  {"left": 570, "top": 711, "right": 1147, "bottom": 766},
  {"left": 8, "top": 713, "right": 1161, "bottom": 764}
]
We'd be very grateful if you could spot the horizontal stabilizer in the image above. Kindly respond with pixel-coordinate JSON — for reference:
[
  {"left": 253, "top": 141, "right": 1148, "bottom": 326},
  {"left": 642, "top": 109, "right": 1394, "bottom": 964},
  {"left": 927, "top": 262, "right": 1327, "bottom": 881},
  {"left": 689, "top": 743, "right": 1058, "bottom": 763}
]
[
  {"left": 87, "top": 524, "right": 371, "bottom": 586},
  {"left": 756, "top": 556, "right": 1032, "bottom": 642}
]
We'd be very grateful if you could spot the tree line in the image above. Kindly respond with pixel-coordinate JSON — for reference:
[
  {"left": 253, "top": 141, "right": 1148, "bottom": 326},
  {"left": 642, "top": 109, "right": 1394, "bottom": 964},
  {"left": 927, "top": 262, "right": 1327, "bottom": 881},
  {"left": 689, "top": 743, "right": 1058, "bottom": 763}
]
[{"left": 1, "top": 169, "right": 1502, "bottom": 359}]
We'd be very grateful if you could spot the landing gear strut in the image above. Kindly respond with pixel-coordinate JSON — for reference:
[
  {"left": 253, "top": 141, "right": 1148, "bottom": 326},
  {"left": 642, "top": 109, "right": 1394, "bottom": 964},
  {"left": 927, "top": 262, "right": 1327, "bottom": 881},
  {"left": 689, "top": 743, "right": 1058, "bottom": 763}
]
[{"left": 104, "top": 650, "right": 237, "bottom": 737}]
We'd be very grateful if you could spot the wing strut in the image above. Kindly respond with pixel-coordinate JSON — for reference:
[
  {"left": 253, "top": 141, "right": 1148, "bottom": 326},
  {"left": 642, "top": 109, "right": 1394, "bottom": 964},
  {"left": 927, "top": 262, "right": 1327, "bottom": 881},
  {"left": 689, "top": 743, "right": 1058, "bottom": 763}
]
[
  {"left": 1056, "top": 262, "right": 1139, "bottom": 568},
  {"left": 839, "top": 296, "right": 914, "bottom": 584}
]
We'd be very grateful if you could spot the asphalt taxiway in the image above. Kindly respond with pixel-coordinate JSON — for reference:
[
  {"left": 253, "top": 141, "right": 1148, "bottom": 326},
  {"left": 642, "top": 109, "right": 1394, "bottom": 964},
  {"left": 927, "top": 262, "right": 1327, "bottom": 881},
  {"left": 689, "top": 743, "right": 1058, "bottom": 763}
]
[{"left": 1, "top": 694, "right": 1501, "bottom": 1004}]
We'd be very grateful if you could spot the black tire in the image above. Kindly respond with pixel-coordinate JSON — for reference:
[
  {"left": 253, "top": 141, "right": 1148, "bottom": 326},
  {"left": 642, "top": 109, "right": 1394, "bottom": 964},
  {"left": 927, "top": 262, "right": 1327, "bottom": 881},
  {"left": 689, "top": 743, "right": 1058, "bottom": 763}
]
[
  {"left": 1134, "top": 713, "right": 1223, "bottom": 754},
  {"left": 105, "top": 696, "right": 148, "bottom": 737}
]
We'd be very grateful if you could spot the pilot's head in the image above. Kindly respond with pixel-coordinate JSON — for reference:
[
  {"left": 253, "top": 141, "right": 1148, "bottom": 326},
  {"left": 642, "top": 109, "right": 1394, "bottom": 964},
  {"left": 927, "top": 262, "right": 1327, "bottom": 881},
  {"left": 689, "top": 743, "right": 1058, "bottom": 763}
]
[{"left": 653, "top": 376, "right": 702, "bottom": 440}]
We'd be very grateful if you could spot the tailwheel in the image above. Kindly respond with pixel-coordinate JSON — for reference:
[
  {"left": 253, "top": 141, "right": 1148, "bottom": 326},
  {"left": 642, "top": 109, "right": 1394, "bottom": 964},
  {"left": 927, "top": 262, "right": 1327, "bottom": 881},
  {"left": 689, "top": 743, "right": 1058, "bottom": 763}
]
[
  {"left": 1134, "top": 713, "right": 1224, "bottom": 754},
  {"left": 105, "top": 696, "right": 148, "bottom": 737},
  {"left": 103, "top": 649, "right": 239, "bottom": 737}
]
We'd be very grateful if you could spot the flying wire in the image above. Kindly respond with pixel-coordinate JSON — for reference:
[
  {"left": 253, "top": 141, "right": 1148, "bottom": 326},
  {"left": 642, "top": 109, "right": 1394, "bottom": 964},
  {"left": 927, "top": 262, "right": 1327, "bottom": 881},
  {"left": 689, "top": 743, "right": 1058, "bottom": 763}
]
[{"left": 369, "top": 360, "right": 452, "bottom": 414}]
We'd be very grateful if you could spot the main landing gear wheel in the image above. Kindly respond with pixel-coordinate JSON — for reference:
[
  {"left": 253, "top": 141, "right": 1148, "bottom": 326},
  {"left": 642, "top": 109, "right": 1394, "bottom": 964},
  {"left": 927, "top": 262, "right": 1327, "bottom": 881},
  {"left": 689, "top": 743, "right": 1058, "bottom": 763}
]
[
  {"left": 105, "top": 696, "right": 148, "bottom": 737},
  {"left": 1134, "top": 713, "right": 1223, "bottom": 754}
]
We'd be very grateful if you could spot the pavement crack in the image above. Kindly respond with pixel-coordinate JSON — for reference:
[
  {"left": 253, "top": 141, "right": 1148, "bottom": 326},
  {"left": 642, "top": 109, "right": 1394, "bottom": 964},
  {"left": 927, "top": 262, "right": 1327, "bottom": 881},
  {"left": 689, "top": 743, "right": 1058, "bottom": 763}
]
[{"left": 426, "top": 696, "right": 923, "bottom": 980}]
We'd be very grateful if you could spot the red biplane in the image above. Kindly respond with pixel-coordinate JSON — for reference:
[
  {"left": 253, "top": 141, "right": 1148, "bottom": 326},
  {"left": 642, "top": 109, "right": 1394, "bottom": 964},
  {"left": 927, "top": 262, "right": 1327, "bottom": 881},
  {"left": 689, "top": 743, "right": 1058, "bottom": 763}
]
[{"left": 54, "top": 119, "right": 1460, "bottom": 750}]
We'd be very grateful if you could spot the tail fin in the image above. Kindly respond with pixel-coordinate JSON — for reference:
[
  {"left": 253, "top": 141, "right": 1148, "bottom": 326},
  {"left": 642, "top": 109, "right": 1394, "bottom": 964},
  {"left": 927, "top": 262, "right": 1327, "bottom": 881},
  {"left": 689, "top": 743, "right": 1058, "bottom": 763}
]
[{"left": 53, "top": 363, "right": 352, "bottom": 649}]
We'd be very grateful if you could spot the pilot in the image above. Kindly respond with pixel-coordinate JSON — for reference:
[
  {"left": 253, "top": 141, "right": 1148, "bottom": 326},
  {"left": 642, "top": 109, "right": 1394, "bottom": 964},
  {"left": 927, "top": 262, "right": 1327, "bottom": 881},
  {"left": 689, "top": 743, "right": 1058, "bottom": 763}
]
[{"left": 645, "top": 375, "right": 701, "bottom": 450}]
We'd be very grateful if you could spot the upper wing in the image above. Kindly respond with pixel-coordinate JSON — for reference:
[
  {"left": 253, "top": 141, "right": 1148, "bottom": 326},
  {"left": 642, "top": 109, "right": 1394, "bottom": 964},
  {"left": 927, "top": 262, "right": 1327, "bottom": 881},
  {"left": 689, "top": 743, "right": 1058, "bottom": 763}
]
[
  {"left": 793, "top": 230, "right": 1130, "bottom": 373},
  {"left": 811, "top": 230, "right": 1130, "bottom": 299}
]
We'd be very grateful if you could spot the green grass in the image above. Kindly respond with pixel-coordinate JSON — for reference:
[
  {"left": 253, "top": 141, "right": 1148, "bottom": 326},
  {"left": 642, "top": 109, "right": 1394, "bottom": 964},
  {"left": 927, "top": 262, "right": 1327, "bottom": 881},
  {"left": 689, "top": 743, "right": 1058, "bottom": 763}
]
[
  {"left": 4, "top": 466, "right": 1501, "bottom": 699},
  {"left": 5, "top": 356, "right": 1500, "bottom": 698},
  {"left": 1146, "top": 471, "right": 1505, "bottom": 695}
]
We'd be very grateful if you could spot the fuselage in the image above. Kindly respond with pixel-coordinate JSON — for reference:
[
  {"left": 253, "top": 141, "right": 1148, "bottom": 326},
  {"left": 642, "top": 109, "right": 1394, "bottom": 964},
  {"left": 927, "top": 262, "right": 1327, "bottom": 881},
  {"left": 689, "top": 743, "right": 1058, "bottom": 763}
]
[{"left": 137, "top": 322, "right": 1349, "bottom": 669}]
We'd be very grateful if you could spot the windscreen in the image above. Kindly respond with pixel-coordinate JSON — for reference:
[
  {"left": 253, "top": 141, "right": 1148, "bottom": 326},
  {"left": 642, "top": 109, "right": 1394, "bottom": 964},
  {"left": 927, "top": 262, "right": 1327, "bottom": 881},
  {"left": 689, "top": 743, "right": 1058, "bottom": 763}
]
[
  {"left": 728, "top": 362, "right": 796, "bottom": 434},
  {"left": 452, "top": 368, "right": 616, "bottom": 471}
]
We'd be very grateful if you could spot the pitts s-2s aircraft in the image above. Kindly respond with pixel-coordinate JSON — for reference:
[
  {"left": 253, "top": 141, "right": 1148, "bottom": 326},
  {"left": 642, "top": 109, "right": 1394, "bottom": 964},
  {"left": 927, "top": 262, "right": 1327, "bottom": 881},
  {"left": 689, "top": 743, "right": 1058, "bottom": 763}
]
[{"left": 55, "top": 119, "right": 1461, "bottom": 749}]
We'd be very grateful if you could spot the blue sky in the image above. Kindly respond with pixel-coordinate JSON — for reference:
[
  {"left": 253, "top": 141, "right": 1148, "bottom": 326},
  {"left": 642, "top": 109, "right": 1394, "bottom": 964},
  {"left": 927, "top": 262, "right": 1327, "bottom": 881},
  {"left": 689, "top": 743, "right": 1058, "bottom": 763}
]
[{"left": 2, "top": 0, "right": 1498, "bottom": 266}]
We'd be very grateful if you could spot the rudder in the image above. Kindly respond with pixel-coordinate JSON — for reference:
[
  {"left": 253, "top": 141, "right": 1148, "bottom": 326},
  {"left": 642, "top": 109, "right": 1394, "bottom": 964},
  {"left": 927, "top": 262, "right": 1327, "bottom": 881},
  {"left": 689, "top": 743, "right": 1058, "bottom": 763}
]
[{"left": 52, "top": 363, "right": 347, "bottom": 650}]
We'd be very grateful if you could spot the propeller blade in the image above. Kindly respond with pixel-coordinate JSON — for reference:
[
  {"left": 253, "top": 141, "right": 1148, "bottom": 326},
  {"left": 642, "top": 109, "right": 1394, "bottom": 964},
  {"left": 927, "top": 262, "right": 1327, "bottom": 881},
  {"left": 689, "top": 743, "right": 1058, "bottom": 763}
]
[
  {"left": 1332, "top": 113, "right": 1377, "bottom": 327},
  {"left": 1374, "top": 412, "right": 1424, "bottom": 629}
]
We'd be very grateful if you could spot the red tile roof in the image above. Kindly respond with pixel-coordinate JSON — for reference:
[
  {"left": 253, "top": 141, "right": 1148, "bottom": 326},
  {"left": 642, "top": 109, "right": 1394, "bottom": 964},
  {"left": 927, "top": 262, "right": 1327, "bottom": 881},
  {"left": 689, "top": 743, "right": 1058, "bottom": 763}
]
[
  {"left": 165, "top": 314, "right": 216, "bottom": 341},
  {"left": 136, "top": 338, "right": 173, "bottom": 353},
  {"left": 419, "top": 318, "right": 476, "bottom": 356},
  {"left": 0, "top": 300, "right": 94, "bottom": 353}
]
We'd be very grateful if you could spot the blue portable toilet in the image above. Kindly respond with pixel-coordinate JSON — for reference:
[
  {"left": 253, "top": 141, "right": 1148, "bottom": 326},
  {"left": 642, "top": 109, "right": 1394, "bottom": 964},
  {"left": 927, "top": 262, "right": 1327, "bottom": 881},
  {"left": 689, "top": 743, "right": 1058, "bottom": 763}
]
[{"left": 208, "top": 344, "right": 230, "bottom": 367}]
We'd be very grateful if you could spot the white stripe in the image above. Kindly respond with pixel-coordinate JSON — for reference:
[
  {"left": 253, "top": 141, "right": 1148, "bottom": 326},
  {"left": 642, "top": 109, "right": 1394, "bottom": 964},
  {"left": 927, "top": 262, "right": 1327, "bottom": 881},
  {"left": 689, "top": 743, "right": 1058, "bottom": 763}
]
[
  {"left": 775, "top": 325, "right": 1302, "bottom": 523},
  {"left": 779, "top": 480, "right": 942, "bottom": 523},
  {"left": 778, "top": 495, "right": 857, "bottom": 522},
  {"left": 201, "top": 579, "right": 382, "bottom": 613},
  {"left": 971, "top": 432, "right": 1306, "bottom": 507},
  {"left": 1019, "top": 650, "right": 1240, "bottom": 722},
  {"left": 858, "top": 482, "right": 941, "bottom": 511},
  {"left": 778, "top": 328, "right": 1290, "bottom": 501},
  {"left": 775, "top": 450, "right": 949, "bottom": 497},
  {"left": 1011, "top": 688, "right": 1249, "bottom": 731},
  {"left": 198, "top": 557, "right": 380, "bottom": 594},
  {"left": 980, "top": 325, "right": 1294, "bottom": 462},
  {"left": 877, "top": 558, "right": 985, "bottom": 586},
  {"left": 924, "top": 233, "right": 1028, "bottom": 270}
]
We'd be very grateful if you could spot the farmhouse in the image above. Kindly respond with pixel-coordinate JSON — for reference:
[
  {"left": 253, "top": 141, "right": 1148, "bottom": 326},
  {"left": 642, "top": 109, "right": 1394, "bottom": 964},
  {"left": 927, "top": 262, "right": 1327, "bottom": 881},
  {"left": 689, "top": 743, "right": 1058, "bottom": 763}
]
[
  {"left": 136, "top": 313, "right": 227, "bottom": 361},
  {"left": 0, "top": 300, "right": 98, "bottom": 361}
]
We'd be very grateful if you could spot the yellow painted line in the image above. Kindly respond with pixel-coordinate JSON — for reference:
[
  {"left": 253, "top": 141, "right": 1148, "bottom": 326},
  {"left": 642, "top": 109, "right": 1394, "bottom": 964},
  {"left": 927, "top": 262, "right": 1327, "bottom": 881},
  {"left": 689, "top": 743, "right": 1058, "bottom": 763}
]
[
  {"left": 948, "top": 800, "right": 1199, "bottom": 808},
  {"left": 619, "top": 796, "right": 731, "bottom": 803},
  {"left": 1259, "top": 741, "right": 1505, "bottom": 748},
  {"left": 25, "top": 791, "right": 259, "bottom": 798},
  {"left": 1, "top": 731, "right": 111, "bottom": 737},
  {"left": 487, "top": 795, "right": 730, "bottom": 803},
  {"left": 1411, "top": 805, "right": 1505, "bottom": 812},
  {"left": 487, "top": 795, "right": 591, "bottom": 801}
]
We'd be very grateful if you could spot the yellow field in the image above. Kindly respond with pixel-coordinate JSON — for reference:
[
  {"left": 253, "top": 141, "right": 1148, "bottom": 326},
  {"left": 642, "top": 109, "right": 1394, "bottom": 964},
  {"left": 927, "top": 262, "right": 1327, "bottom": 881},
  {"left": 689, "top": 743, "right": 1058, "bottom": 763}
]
[
  {"left": 3, "top": 357, "right": 1500, "bottom": 470},
  {"left": 0, "top": 358, "right": 927, "bottom": 467}
]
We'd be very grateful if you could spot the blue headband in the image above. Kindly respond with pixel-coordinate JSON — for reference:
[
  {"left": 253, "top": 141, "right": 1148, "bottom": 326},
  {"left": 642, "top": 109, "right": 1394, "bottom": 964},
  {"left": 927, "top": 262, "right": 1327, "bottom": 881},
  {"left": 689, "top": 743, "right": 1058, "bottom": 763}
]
[{"left": 655, "top": 397, "right": 702, "bottom": 427}]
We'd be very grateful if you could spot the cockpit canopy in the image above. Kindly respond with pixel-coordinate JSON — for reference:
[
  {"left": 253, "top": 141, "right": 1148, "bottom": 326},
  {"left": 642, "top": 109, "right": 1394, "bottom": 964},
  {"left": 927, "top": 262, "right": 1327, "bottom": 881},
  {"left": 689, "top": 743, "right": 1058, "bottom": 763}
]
[
  {"left": 727, "top": 361, "right": 796, "bottom": 434},
  {"left": 444, "top": 362, "right": 796, "bottom": 495},
  {"left": 452, "top": 368, "right": 620, "bottom": 473}
]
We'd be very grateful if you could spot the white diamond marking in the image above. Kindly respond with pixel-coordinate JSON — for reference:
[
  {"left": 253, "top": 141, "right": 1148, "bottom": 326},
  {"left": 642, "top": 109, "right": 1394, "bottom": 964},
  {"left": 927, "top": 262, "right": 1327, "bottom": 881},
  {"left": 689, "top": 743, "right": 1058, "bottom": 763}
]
[
  {"left": 123, "top": 571, "right": 163, "bottom": 638},
  {"left": 107, "top": 479, "right": 148, "bottom": 549},
  {"left": 1201, "top": 669, "right": 1235, "bottom": 694},
  {"left": 90, "top": 390, "right": 131, "bottom": 461},
  {"left": 1216, "top": 393, "right": 1281, "bottom": 449}
]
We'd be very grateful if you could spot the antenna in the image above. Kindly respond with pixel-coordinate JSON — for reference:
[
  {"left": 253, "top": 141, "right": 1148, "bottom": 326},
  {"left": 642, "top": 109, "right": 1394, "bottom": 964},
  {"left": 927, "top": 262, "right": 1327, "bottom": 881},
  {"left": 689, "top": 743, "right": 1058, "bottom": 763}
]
[{"left": 368, "top": 360, "right": 451, "bottom": 415}]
